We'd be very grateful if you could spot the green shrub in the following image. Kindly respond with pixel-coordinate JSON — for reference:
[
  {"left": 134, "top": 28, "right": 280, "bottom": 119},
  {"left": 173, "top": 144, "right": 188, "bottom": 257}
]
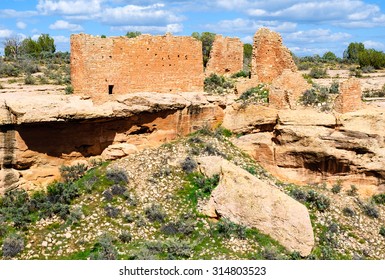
[
  {"left": 231, "top": 70, "right": 249, "bottom": 78},
  {"left": 300, "top": 85, "right": 329, "bottom": 106},
  {"left": 181, "top": 157, "right": 197, "bottom": 173},
  {"left": 119, "top": 230, "right": 132, "bottom": 243},
  {"left": 0, "top": 220, "right": 8, "bottom": 238},
  {"left": 238, "top": 84, "right": 269, "bottom": 104},
  {"left": 288, "top": 188, "right": 330, "bottom": 211},
  {"left": 288, "top": 188, "right": 307, "bottom": 201},
  {"left": 2, "top": 233, "right": 24, "bottom": 258},
  {"left": 164, "top": 238, "right": 192, "bottom": 259},
  {"left": 362, "top": 88, "right": 385, "bottom": 98},
  {"left": 135, "top": 214, "right": 146, "bottom": 227},
  {"left": 342, "top": 207, "right": 356, "bottom": 217},
  {"left": 24, "top": 74, "right": 36, "bottom": 85},
  {"left": 90, "top": 233, "right": 118, "bottom": 260},
  {"left": 110, "top": 184, "right": 127, "bottom": 196},
  {"left": 46, "top": 182, "right": 79, "bottom": 205},
  {"left": 309, "top": 67, "right": 328, "bottom": 79},
  {"left": 0, "top": 189, "right": 33, "bottom": 229},
  {"left": 261, "top": 247, "right": 280, "bottom": 260},
  {"left": 123, "top": 213, "right": 134, "bottom": 223},
  {"left": 67, "top": 206, "right": 83, "bottom": 225},
  {"left": 214, "top": 126, "right": 232, "bottom": 139},
  {"left": 214, "top": 218, "right": 247, "bottom": 239},
  {"left": 329, "top": 80, "right": 339, "bottom": 94},
  {"left": 104, "top": 205, "right": 120, "bottom": 218},
  {"left": 102, "top": 189, "right": 113, "bottom": 201},
  {"left": 347, "top": 185, "right": 358, "bottom": 196},
  {"left": 59, "top": 163, "right": 87, "bottom": 183},
  {"left": 331, "top": 182, "right": 342, "bottom": 194},
  {"left": 106, "top": 168, "right": 129, "bottom": 185},
  {"left": 203, "top": 143, "right": 224, "bottom": 156},
  {"left": 160, "top": 219, "right": 195, "bottom": 236},
  {"left": 372, "top": 193, "right": 385, "bottom": 204},
  {"left": 204, "top": 73, "right": 233, "bottom": 94},
  {"left": 144, "top": 204, "right": 167, "bottom": 223},
  {"left": 160, "top": 222, "right": 180, "bottom": 235},
  {"left": 0, "top": 63, "right": 21, "bottom": 77},
  {"left": 361, "top": 66, "right": 375, "bottom": 73},
  {"left": 362, "top": 203, "right": 379, "bottom": 218},
  {"left": 380, "top": 226, "right": 385, "bottom": 237},
  {"left": 65, "top": 85, "right": 74, "bottom": 94}
]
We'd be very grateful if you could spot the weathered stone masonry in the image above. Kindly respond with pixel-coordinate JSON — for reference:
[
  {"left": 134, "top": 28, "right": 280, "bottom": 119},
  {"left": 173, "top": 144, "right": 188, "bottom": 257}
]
[
  {"left": 251, "top": 28, "right": 297, "bottom": 83},
  {"left": 71, "top": 33, "right": 204, "bottom": 97},
  {"left": 205, "top": 35, "right": 243, "bottom": 76}
]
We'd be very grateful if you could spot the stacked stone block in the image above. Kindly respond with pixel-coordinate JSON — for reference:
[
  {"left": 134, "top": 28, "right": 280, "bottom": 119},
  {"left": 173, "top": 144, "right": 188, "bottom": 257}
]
[
  {"left": 70, "top": 33, "right": 204, "bottom": 98},
  {"left": 205, "top": 35, "right": 243, "bottom": 76}
]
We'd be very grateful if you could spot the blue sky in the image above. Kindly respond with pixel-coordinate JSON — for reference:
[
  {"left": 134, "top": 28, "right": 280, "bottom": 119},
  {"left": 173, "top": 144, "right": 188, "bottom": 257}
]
[{"left": 1, "top": 0, "right": 385, "bottom": 57}]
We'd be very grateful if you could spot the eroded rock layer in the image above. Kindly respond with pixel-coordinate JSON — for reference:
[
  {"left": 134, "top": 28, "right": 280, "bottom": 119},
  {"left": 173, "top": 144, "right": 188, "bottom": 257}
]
[
  {"left": 0, "top": 92, "right": 224, "bottom": 193},
  {"left": 227, "top": 105, "right": 385, "bottom": 196}
]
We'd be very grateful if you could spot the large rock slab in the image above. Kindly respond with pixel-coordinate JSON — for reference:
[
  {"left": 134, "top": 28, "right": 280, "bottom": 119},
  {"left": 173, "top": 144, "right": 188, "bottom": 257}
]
[
  {"left": 222, "top": 104, "right": 278, "bottom": 134},
  {"left": 197, "top": 156, "right": 314, "bottom": 256}
]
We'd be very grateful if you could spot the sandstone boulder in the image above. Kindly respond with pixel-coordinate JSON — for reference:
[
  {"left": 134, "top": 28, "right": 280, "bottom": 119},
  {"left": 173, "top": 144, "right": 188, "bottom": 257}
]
[
  {"left": 197, "top": 156, "right": 314, "bottom": 256},
  {"left": 222, "top": 104, "right": 278, "bottom": 134},
  {"left": 232, "top": 133, "right": 275, "bottom": 166},
  {"left": 101, "top": 143, "right": 139, "bottom": 160},
  {"left": 0, "top": 168, "right": 20, "bottom": 194}
]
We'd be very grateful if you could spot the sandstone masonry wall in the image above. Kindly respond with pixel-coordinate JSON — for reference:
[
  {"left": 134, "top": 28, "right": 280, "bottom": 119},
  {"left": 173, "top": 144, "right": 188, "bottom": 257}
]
[
  {"left": 205, "top": 35, "right": 243, "bottom": 76},
  {"left": 71, "top": 34, "right": 204, "bottom": 97},
  {"left": 334, "top": 78, "right": 362, "bottom": 113},
  {"left": 269, "top": 69, "right": 311, "bottom": 109},
  {"left": 251, "top": 28, "right": 297, "bottom": 83}
]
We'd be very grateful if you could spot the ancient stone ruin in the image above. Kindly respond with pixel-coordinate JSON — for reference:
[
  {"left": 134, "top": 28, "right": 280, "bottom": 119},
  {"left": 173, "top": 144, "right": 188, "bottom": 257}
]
[
  {"left": 205, "top": 35, "right": 244, "bottom": 76},
  {"left": 70, "top": 33, "right": 204, "bottom": 98},
  {"left": 251, "top": 28, "right": 297, "bottom": 83},
  {"left": 269, "top": 69, "right": 311, "bottom": 109},
  {"left": 334, "top": 78, "right": 363, "bottom": 113}
]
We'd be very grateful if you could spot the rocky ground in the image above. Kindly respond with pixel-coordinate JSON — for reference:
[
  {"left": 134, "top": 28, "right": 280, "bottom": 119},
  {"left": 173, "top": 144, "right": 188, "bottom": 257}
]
[{"left": 1, "top": 129, "right": 384, "bottom": 260}]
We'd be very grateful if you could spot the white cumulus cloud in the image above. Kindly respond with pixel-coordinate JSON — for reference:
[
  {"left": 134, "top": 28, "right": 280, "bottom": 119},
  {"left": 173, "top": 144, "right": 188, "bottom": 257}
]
[
  {"left": 101, "top": 4, "right": 183, "bottom": 26},
  {"left": 49, "top": 20, "right": 83, "bottom": 31},
  {"left": 17, "top": 21, "right": 27, "bottom": 29},
  {"left": 111, "top": 23, "right": 183, "bottom": 34},
  {"left": 286, "top": 28, "right": 351, "bottom": 43},
  {"left": 204, "top": 18, "right": 297, "bottom": 34},
  {"left": 363, "top": 40, "right": 385, "bottom": 50},
  {"left": 0, "top": 29, "right": 13, "bottom": 38},
  {"left": 52, "top": 35, "right": 70, "bottom": 43},
  {"left": 37, "top": 0, "right": 103, "bottom": 15}
]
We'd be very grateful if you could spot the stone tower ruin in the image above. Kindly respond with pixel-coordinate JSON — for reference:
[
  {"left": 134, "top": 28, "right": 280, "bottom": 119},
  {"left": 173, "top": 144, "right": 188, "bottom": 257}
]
[
  {"left": 205, "top": 35, "right": 244, "bottom": 76},
  {"left": 251, "top": 28, "right": 297, "bottom": 83}
]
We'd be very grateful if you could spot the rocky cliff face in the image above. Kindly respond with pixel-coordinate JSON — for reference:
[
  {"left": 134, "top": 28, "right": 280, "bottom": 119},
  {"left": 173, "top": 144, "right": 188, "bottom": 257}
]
[
  {"left": 228, "top": 104, "right": 385, "bottom": 197},
  {"left": 0, "top": 92, "right": 224, "bottom": 193}
]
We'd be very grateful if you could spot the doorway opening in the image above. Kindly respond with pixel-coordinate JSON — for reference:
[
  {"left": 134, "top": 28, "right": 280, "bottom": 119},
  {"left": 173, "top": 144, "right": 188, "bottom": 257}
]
[{"left": 108, "top": 85, "right": 114, "bottom": 95}]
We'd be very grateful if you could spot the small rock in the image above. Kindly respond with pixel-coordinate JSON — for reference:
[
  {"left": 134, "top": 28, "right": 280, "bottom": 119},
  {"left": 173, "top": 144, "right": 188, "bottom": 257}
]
[{"left": 41, "top": 241, "right": 48, "bottom": 247}]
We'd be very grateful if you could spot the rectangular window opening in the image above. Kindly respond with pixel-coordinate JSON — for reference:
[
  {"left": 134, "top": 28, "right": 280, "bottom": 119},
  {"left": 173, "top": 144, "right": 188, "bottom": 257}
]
[{"left": 108, "top": 85, "right": 114, "bottom": 95}]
